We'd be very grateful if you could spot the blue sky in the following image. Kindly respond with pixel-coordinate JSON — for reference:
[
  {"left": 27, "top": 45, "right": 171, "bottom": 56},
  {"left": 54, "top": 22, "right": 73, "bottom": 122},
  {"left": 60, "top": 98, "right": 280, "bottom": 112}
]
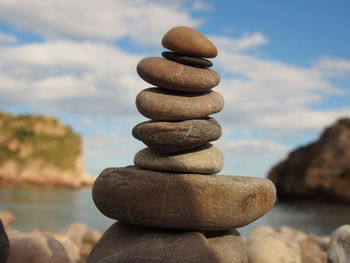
[{"left": 0, "top": 0, "right": 349, "bottom": 177}]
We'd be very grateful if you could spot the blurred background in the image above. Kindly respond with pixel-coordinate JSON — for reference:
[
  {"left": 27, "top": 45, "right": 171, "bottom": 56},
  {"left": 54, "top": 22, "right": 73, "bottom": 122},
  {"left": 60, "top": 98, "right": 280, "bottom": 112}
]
[{"left": 0, "top": 0, "right": 350, "bottom": 239}]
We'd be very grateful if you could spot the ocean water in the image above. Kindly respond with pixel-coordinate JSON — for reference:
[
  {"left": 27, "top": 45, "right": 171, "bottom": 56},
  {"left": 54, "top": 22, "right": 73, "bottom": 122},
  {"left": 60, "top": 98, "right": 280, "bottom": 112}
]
[{"left": 0, "top": 187, "right": 349, "bottom": 237}]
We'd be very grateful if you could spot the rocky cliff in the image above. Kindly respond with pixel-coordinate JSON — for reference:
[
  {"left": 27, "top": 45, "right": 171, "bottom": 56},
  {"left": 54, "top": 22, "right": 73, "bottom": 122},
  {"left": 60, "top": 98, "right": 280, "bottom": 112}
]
[
  {"left": 0, "top": 111, "right": 94, "bottom": 188},
  {"left": 268, "top": 118, "right": 350, "bottom": 203}
]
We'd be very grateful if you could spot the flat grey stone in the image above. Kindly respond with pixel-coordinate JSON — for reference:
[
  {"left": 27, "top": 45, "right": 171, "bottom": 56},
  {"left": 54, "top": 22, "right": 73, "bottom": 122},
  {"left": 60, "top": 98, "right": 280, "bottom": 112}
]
[
  {"left": 92, "top": 166, "right": 277, "bottom": 230},
  {"left": 134, "top": 144, "right": 223, "bottom": 174},
  {"left": 132, "top": 118, "right": 222, "bottom": 153}
]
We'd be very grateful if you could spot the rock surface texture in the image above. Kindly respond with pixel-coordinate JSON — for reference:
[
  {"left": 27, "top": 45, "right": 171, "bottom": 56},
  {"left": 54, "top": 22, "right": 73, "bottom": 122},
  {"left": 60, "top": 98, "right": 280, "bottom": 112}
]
[
  {"left": 136, "top": 88, "right": 224, "bottom": 120},
  {"left": 87, "top": 222, "right": 247, "bottom": 263},
  {"left": 246, "top": 226, "right": 328, "bottom": 263},
  {"left": 327, "top": 225, "right": 350, "bottom": 263},
  {"left": 88, "top": 26, "right": 275, "bottom": 262},
  {"left": 93, "top": 166, "right": 276, "bottom": 230},
  {"left": 268, "top": 118, "right": 350, "bottom": 203},
  {"left": 132, "top": 118, "right": 221, "bottom": 153},
  {"left": 5, "top": 221, "right": 101, "bottom": 263},
  {"left": 7, "top": 233, "right": 70, "bottom": 263},
  {"left": 137, "top": 57, "right": 220, "bottom": 92},
  {"left": 162, "top": 26, "right": 218, "bottom": 58},
  {"left": 134, "top": 144, "right": 224, "bottom": 174}
]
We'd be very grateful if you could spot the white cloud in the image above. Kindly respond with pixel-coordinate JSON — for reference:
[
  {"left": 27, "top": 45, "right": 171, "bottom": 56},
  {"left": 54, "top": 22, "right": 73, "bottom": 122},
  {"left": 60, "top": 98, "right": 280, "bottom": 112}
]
[
  {"left": 213, "top": 40, "right": 350, "bottom": 134},
  {"left": 0, "top": 31, "right": 349, "bottom": 136},
  {"left": 191, "top": 1, "right": 212, "bottom": 11},
  {"left": 0, "top": 32, "right": 17, "bottom": 44},
  {"left": 0, "top": 41, "right": 144, "bottom": 117},
  {"left": 0, "top": 0, "right": 200, "bottom": 46},
  {"left": 217, "top": 139, "right": 288, "bottom": 157},
  {"left": 210, "top": 32, "right": 268, "bottom": 52},
  {"left": 314, "top": 57, "right": 350, "bottom": 76}
]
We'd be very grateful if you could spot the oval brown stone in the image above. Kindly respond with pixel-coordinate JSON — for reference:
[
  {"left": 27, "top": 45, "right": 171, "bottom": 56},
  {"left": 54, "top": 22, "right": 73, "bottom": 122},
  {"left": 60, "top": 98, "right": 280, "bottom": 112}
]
[
  {"left": 134, "top": 144, "right": 223, "bottom": 174},
  {"left": 132, "top": 118, "right": 222, "bottom": 153},
  {"left": 87, "top": 222, "right": 247, "bottom": 263},
  {"left": 162, "top": 26, "right": 218, "bottom": 58},
  {"left": 136, "top": 88, "right": 224, "bottom": 121},
  {"left": 137, "top": 57, "right": 220, "bottom": 92},
  {"left": 92, "top": 166, "right": 277, "bottom": 230}
]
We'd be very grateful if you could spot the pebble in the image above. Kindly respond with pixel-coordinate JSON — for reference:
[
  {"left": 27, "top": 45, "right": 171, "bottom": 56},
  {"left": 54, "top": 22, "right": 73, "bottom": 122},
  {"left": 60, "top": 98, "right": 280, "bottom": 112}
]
[
  {"left": 247, "top": 226, "right": 327, "bottom": 263},
  {"left": 328, "top": 225, "right": 350, "bottom": 263},
  {"left": 162, "top": 51, "right": 213, "bottom": 68},
  {"left": 247, "top": 234, "right": 302, "bottom": 263},
  {"left": 6, "top": 232, "right": 70, "bottom": 263},
  {"left": 92, "top": 166, "right": 276, "bottom": 230},
  {"left": 61, "top": 222, "right": 89, "bottom": 246},
  {"left": 162, "top": 26, "right": 218, "bottom": 58},
  {"left": 136, "top": 88, "right": 224, "bottom": 121},
  {"left": 132, "top": 118, "right": 222, "bottom": 153},
  {"left": 137, "top": 57, "right": 220, "bottom": 92},
  {"left": 87, "top": 222, "right": 247, "bottom": 263},
  {"left": 134, "top": 144, "right": 223, "bottom": 174}
]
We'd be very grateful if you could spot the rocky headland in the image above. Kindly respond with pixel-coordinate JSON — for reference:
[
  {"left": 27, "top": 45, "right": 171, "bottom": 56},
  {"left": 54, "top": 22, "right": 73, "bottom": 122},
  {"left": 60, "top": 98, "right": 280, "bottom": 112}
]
[
  {"left": 0, "top": 111, "right": 94, "bottom": 188},
  {"left": 268, "top": 118, "right": 350, "bottom": 203}
]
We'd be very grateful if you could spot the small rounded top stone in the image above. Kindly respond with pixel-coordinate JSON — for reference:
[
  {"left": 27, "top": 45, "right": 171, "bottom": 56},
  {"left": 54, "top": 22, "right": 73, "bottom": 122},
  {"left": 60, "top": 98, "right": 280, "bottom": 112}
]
[{"left": 162, "top": 26, "right": 218, "bottom": 58}]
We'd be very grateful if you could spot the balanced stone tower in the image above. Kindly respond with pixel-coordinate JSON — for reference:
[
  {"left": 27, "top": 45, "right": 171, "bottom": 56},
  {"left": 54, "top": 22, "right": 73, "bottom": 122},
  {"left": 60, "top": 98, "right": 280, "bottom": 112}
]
[{"left": 88, "top": 26, "right": 276, "bottom": 263}]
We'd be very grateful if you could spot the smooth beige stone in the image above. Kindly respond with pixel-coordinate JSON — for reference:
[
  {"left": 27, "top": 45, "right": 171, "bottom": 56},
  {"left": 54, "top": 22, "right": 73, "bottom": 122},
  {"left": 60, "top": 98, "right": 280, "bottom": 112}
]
[
  {"left": 162, "top": 26, "right": 218, "bottom": 58},
  {"left": 134, "top": 144, "right": 223, "bottom": 174},
  {"left": 87, "top": 222, "right": 247, "bottom": 263},
  {"left": 136, "top": 88, "right": 224, "bottom": 121},
  {"left": 132, "top": 118, "right": 222, "bottom": 153},
  {"left": 247, "top": 234, "right": 302, "bottom": 263},
  {"left": 328, "top": 225, "right": 350, "bottom": 263},
  {"left": 92, "top": 166, "right": 277, "bottom": 230},
  {"left": 137, "top": 57, "right": 220, "bottom": 92}
]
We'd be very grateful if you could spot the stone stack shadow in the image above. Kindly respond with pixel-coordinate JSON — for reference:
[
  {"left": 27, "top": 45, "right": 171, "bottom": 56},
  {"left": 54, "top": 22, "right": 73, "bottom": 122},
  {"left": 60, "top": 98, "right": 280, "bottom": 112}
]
[{"left": 88, "top": 26, "right": 277, "bottom": 263}]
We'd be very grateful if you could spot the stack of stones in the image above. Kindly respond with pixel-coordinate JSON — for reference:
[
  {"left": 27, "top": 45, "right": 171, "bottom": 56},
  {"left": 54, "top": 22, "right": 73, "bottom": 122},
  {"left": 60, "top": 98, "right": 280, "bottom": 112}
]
[{"left": 88, "top": 26, "right": 276, "bottom": 263}]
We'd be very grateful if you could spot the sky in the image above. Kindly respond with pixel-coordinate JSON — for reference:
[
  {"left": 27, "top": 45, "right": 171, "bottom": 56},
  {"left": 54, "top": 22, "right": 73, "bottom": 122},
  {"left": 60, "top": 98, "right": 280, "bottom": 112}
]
[{"left": 0, "top": 0, "right": 349, "bottom": 177}]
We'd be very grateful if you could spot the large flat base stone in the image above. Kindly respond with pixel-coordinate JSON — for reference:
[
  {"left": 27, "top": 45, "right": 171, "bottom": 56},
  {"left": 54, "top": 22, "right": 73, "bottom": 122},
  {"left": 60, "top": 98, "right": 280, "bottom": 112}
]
[
  {"left": 92, "top": 166, "right": 276, "bottom": 230},
  {"left": 87, "top": 222, "right": 247, "bottom": 263}
]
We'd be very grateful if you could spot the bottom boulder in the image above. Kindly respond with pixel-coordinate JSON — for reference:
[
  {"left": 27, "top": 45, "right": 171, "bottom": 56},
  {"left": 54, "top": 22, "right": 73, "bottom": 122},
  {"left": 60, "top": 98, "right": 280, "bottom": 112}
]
[{"left": 87, "top": 222, "right": 247, "bottom": 263}]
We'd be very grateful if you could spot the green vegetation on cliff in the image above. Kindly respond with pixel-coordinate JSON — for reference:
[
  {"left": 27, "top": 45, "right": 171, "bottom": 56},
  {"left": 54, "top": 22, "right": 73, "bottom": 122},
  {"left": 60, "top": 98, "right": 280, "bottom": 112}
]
[
  {"left": 0, "top": 111, "right": 81, "bottom": 170},
  {"left": 338, "top": 117, "right": 350, "bottom": 128}
]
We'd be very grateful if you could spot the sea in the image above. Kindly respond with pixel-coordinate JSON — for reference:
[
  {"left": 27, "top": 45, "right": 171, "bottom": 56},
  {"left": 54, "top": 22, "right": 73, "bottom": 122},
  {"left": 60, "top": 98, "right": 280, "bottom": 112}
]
[{"left": 1, "top": 187, "right": 349, "bottom": 237}]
